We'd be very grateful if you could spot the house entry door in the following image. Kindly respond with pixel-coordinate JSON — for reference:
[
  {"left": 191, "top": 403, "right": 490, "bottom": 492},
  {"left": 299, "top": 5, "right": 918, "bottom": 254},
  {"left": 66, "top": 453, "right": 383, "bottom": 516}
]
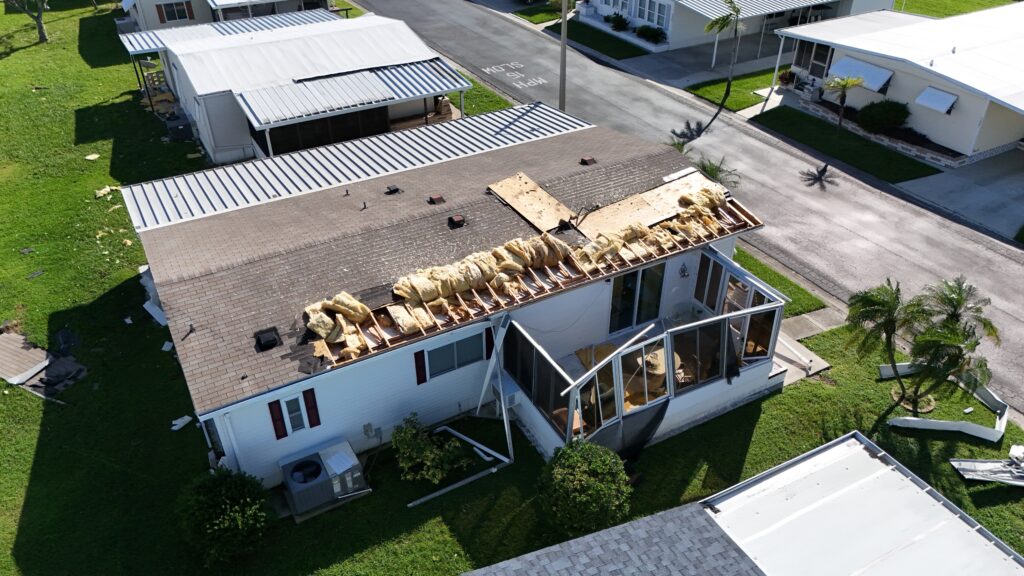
[{"left": 608, "top": 263, "right": 665, "bottom": 333}]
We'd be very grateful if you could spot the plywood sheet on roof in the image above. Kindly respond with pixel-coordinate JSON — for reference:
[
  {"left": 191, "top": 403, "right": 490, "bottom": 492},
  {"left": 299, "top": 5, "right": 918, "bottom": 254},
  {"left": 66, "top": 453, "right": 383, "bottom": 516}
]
[
  {"left": 576, "top": 169, "right": 722, "bottom": 239},
  {"left": 488, "top": 172, "right": 575, "bottom": 232}
]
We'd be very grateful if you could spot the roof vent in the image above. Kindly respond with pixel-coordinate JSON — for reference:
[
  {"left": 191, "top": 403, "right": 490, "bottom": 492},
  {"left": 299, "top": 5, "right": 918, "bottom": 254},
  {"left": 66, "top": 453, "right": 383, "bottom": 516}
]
[
  {"left": 428, "top": 194, "right": 445, "bottom": 205},
  {"left": 580, "top": 156, "right": 597, "bottom": 166},
  {"left": 254, "top": 327, "right": 281, "bottom": 352},
  {"left": 385, "top": 185, "right": 403, "bottom": 195},
  {"left": 448, "top": 214, "right": 466, "bottom": 229}
]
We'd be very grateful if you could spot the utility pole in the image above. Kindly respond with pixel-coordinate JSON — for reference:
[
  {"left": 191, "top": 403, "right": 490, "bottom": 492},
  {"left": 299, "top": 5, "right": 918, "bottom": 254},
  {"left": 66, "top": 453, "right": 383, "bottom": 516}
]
[{"left": 558, "top": 0, "right": 568, "bottom": 110}]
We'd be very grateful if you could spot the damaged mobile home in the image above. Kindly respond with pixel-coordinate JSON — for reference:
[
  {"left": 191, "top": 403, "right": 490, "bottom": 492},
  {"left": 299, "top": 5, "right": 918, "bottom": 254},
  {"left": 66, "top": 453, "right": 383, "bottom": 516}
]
[{"left": 123, "top": 103, "right": 788, "bottom": 490}]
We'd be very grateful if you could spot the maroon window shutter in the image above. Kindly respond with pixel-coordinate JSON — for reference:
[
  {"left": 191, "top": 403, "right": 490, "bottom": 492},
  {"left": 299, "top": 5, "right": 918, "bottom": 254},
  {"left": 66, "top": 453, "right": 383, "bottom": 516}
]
[
  {"left": 302, "top": 389, "right": 321, "bottom": 428},
  {"left": 268, "top": 400, "right": 288, "bottom": 439},
  {"left": 184, "top": 1, "right": 195, "bottom": 19},
  {"left": 414, "top": 350, "right": 427, "bottom": 384},
  {"left": 485, "top": 327, "right": 494, "bottom": 359},
  {"left": 156, "top": 4, "right": 166, "bottom": 23}
]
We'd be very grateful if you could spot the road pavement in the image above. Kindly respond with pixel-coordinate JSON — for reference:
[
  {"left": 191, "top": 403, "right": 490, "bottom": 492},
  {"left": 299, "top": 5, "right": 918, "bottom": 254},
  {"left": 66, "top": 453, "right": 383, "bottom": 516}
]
[{"left": 360, "top": 0, "right": 1024, "bottom": 411}]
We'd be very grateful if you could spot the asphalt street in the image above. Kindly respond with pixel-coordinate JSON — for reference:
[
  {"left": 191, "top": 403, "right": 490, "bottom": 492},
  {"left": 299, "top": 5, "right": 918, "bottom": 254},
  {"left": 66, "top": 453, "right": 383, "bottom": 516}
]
[{"left": 361, "top": 0, "right": 1024, "bottom": 411}]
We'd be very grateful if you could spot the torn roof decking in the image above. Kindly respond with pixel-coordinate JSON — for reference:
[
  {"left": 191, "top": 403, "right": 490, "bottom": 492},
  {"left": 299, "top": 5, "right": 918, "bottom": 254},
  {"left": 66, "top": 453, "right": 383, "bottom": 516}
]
[{"left": 134, "top": 115, "right": 761, "bottom": 415}]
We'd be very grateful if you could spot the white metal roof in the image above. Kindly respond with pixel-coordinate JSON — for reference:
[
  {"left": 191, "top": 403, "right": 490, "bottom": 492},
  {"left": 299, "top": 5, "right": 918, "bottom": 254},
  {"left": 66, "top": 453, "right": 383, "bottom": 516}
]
[
  {"left": 827, "top": 56, "right": 892, "bottom": 92},
  {"left": 704, "top": 432, "right": 1024, "bottom": 576},
  {"left": 169, "top": 15, "right": 437, "bottom": 96},
  {"left": 237, "top": 58, "right": 471, "bottom": 130},
  {"left": 121, "top": 103, "right": 593, "bottom": 231},
  {"left": 778, "top": 3, "right": 1024, "bottom": 115},
  {"left": 117, "top": 9, "right": 338, "bottom": 55},
  {"left": 775, "top": 9, "right": 926, "bottom": 45},
  {"left": 207, "top": 0, "right": 286, "bottom": 9},
  {"left": 679, "top": 0, "right": 835, "bottom": 21}
]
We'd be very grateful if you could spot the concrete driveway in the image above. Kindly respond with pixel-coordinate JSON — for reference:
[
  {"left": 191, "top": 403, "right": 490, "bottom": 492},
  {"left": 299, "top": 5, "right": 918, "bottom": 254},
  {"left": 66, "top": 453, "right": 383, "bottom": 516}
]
[
  {"left": 359, "top": 0, "right": 1024, "bottom": 412},
  {"left": 899, "top": 150, "right": 1024, "bottom": 241}
]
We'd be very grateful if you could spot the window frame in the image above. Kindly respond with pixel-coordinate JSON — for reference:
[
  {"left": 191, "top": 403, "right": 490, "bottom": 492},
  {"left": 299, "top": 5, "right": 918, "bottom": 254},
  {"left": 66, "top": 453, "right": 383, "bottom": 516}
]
[
  {"left": 609, "top": 262, "right": 666, "bottom": 335},
  {"left": 161, "top": 1, "right": 190, "bottom": 21},
  {"left": 282, "top": 394, "right": 308, "bottom": 434},
  {"left": 425, "top": 332, "right": 486, "bottom": 379}
]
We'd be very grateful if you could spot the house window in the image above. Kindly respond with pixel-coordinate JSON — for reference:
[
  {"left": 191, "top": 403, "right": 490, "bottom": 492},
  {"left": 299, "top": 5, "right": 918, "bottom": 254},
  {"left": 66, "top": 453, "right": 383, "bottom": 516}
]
[
  {"left": 160, "top": 1, "right": 191, "bottom": 21},
  {"left": 284, "top": 396, "right": 307, "bottom": 433},
  {"left": 637, "top": 0, "right": 667, "bottom": 27},
  {"left": 427, "top": 333, "right": 485, "bottom": 378},
  {"left": 609, "top": 263, "right": 665, "bottom": 333},
  {"left": 694, "top": 253, "right": 725, "bottom": 312}
]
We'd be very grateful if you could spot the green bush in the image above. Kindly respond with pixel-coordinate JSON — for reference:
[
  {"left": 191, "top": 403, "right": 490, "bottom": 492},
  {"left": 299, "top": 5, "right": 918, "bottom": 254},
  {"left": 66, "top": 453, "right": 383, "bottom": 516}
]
[
  {"left": 1015, "top": 225, "right": 1024, "bottom": 244},
  {"left": 392, "top": 413, "right": 470, "bottom": 485},
  {"left": 178, "top": 467, "right": 270, "bottom": 566},
  {"left": 538, "top": 441, "right": 632, "bottom": 538},
  {"left": 609, "top": 12, "right": 629, "bottom": 31},
  {"left": 857, "top": 100, "right": 910, "bottom": 134},
  {"left": 635, "top": 25, "right": 666, "bottom": 44}
]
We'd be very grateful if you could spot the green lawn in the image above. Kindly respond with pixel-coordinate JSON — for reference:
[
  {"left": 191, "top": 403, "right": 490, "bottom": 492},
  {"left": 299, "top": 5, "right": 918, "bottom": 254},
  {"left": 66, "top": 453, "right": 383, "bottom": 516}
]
[
  {"left": 449, "top": 78, "right": 513, "bottom": 116},
  {"left": 753, "top": 107, "right": 941, "bottom": 183},
  {"left": 3, "top": 3, "right": 1023, "bottom": 575},
  {"left": 687, "top": 66, "right": 789, "bottom": 112},
  {"left": 733, "top": 247, "right": 825, "bottom": 318},
  {"left": 514, "top": 4, "right": 561, "bottom": 24},
  {"left": 332, "top": 0, "right": 365, "bottom": 18},
  {"left": 899, "top": 0, "right": 1011, "bottom": 17},
  {"left": 544, "top": 20, "right": 649, "bottom": 60}
]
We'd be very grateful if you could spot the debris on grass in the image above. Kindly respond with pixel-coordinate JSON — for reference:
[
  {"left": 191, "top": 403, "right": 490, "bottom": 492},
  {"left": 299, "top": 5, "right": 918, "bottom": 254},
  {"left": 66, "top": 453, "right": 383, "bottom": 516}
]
[
  {"left": 122, "top": 239, "right": 133, "bottom": 247},
  {"left": 19, "top": 247, "right": 34, "bottom": 255},
  {"left": 186, "top": 152, "right": 202, "bottom": 159},
  {"left": 26, "top": 269, "right": 44, "bottom": 280},
  {"left": 107, "top": 204, "right": 122, "bottom": 212},
  {"left": 161, "top": 341, "right": 173, "bottom": 352},
  {"left": 84, "top": 153, "right": 100, "bottom": 161},
  {"left": 170, "top": 415, "right": 193, "bottom": 431},
  {"left": 124, "top": 316, "right": 133, "bottom": 325}
]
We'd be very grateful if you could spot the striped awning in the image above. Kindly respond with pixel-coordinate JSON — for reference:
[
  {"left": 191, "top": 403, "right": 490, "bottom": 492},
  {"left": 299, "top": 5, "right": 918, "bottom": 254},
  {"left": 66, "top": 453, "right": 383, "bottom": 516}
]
[
  {"left": 121, "top": 103, "right": 592, "bottom": 231},
  {"left": 236, "top": 58, "right": 472, "bottom": 130},
  {"left": 680, "top": 0, "right": 832, "bottom": 20},
  {"left": 117, "top": 9, "right": 338, "bottom": 55}
]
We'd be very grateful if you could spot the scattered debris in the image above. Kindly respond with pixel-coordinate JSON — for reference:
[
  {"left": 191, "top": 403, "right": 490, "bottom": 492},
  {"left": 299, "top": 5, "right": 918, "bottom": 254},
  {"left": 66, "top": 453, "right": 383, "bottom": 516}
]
[
  {"left": 139, "top": 265, "right": 168, "bottom": 326},
  {"left": 26, "top": 269, "right": 44, "bottom": 280},
  {"left": 0, "top": 332, "right": 50, "bottom": 384},
  {"left": 186, "top": 153, "right": 202, "bottom": 159},
  {"left": 31, "top": 85, "right": 48, "bottom": 92},
  {"left": 949, "top": 445, "right": 1024, "bottom": 487},
  {"left": 55, "top": 327, "right": 79, "bottom": 356},
  {"left": 96, "top": 230, "right": 108, "bottom": 239},
  {"left": 94, "top": 185, "right": 119, "bottom": 199},
  {"left": 19, "top": 247, "right": 34, "bottom": 255},
  {"left": 108, "top": 204, "right": 122, "bottom": 212},
  {"left": 23, "top": 355, "right": 87, "bottom": 399},
  {"left": 124, "top": 316, "right": 133, "bottom": 325},
  {"left": 171, "top": 415, "right": 193, "bottom": 431},
  {"left": 1, "top": 319, "right": 22, "bottom": 334},
  {"left": 161, "top": 341, "right": 174, "bottom": 352},
  {"left": 122, "top": 239, "right": 133, "bottom": 247},
  {"left": 964, "top": 407, "right": 974, "bottom": 414},
  {"left": 84, "top": 153, "right": 100, "bottom": 161}
]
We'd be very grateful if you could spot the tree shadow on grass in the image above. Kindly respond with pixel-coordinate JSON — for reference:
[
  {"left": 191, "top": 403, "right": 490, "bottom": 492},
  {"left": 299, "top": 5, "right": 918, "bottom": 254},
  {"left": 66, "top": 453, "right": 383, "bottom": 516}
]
[
  {"left": 75, "top": 94, "right": 204, "bottom": 183},
  {"left": 11, "top": 275, "right": 209, "bottom": 575},
  {"left": 78, "top": 8, "right": 131, "bottom": 68}
]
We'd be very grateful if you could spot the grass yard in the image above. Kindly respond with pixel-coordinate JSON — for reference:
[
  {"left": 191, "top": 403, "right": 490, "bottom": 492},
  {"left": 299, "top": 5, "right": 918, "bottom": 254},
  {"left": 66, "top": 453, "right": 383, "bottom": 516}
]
[
  {"left": 514, "top": 3, "right": 562, "bottom": 24},
  {"left": 449, "top": 78, "right": 513, "bottom": 116},
  {"left": 687, "top": 66, "right": 789, "bottom": 112},
  {"left": 332, "top": 0, "right": 365, "bottom": 18},
  {"left": 733, "top": 247, "right": 825, "bottom": 318},
  {"left": 545, "top": 19, "right": 648, "bottom": 60},
  {"left": 753, "top": 107, "right": 941, "bottom": 183},
  {"left": 899, "top": 0, "right": 1011, "bottom": 17}
]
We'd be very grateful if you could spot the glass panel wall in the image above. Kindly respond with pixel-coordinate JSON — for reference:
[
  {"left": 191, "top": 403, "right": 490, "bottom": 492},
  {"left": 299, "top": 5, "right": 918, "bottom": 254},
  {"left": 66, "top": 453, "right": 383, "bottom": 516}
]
[
  {"left": 502, "top": 324, "right": 573, "bottom": 436},
  {"left": 609, "top": 263, "right": 665, "bottom": 333},
  {"left": 744, "top": 309, "right": 777, "bottom": 360},
  {"left": 619, "top": 339, "right": 669, "bottom": 412}
]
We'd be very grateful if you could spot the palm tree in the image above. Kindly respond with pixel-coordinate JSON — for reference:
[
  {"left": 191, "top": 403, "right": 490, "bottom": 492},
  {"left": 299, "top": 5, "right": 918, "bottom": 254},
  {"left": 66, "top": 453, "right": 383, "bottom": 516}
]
[
  {"left": 910, "top": 320, "right": 992, "bottom": 400},
  {"left": 919, "top": 275, "right": 1000, "bottom": 346},
  {"left": 846, "top": 279, "right": 927, "bottom": 400},
  {"left": 700, "top": 0, "right": 742, "bottom": 135},
  {"left": 824, "top": 76, "right": 863, "bottom": 130}
]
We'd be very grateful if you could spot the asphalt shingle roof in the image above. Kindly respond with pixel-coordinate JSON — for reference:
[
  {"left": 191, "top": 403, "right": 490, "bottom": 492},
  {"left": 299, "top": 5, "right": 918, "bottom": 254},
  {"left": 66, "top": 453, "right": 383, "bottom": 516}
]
[
  {"left": 465, "top": 503, "right": 765, "bottom": 576},
  {"left": 141, "top": 126, "right": 690, "bottom": 415}
]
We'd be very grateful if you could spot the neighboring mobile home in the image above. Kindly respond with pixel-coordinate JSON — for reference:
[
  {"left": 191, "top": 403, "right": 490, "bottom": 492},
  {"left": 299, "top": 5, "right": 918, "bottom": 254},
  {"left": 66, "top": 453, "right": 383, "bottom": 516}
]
[
  {"left": 119, "top": 14, "right": 470, "bottom": 164},
  {"left": 123, "top": 103, "right": 787, "bottom": 488},
  {"left": 119, "top": 0, "right": 327, "bottom": 32},
  {"left": 775, "top": 4, "right": 1024, "bottom": 163},
  {"left": 576, "top": 0, "right": 891, "bottom": 56}
]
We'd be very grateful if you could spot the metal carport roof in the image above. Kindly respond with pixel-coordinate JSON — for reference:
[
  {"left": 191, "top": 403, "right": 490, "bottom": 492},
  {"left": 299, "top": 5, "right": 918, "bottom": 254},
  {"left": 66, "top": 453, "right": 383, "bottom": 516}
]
[
  {"left": 117, "top": 9, "right": 338, "bottom": 55},
  {"left": 679, "top": 0, "right": 833, "bottom": 20}
]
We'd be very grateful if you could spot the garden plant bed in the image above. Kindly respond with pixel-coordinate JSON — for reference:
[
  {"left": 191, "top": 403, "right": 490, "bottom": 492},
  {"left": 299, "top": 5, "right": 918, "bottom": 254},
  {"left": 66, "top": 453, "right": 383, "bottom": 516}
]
[{"left": 816, "top": 100, "right": 962, "bottom": 159}]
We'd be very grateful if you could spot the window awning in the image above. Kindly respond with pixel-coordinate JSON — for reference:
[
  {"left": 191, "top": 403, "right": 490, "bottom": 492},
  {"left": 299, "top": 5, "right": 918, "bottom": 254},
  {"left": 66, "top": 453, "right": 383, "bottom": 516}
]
[
  {"left": 827, "top": 56, "right": 893, "bottom": 92},
  {"left": 237, "top": 58, "right": 472, "bottom": 130},
  {"left": 915, "top": 86, "right": 958, "bottom": 114}
]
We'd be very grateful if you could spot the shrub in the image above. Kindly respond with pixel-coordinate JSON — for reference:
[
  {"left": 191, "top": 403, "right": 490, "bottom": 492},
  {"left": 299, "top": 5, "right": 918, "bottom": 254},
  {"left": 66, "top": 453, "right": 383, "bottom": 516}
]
[
  {"left": 178, "top": 467, "right": 270, "bottom": 566},
  {"left": 857, "top": 100, "right": 910, "bottom": 134},
  {"left": 635, "top": 25, "right": 666, "bottom": 44},
  {"left": 538, "top": 441, "right": 631, "bottom": 538},
  {"left": 1015, "top": 225, "right": 1024, "bottom": 244},
  {"left": 778, "top": 69, "right": 796, "bottom": 86},
  {"left": 609, "top": 12, "right": 628, "bottom": 31},
  {"left": 392, "top": 413, "right": 470, "bottom": 485}
]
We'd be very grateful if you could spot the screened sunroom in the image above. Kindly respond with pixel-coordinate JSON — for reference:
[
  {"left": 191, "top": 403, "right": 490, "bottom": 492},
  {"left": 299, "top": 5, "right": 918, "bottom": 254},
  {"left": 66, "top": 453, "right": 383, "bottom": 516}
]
[{"left": 494, "top": 247, "right": 786, "bottom": 458}]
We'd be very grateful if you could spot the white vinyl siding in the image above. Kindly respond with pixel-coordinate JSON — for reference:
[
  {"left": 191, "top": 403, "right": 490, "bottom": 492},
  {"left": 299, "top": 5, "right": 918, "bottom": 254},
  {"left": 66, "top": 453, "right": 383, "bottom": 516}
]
[{"left": 427, "top": 333, "right": 484, "bottom": 378}]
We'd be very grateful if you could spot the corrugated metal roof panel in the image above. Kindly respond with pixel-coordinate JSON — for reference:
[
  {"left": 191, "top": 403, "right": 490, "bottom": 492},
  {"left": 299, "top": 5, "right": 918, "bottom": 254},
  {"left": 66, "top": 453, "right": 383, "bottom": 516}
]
[
  {"left": 117, "top": 9, "right": 338, "bottom": 55},
  {"left": 122, "top": 103, "right": 592, "bottom": 231},
  {"left": 680, "top": 0, "right": 830, "bottom": 20}
]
